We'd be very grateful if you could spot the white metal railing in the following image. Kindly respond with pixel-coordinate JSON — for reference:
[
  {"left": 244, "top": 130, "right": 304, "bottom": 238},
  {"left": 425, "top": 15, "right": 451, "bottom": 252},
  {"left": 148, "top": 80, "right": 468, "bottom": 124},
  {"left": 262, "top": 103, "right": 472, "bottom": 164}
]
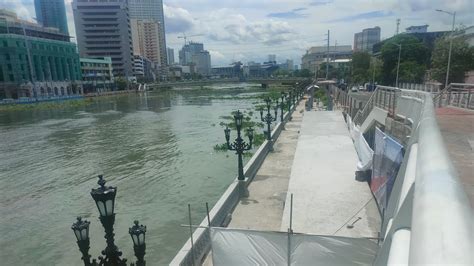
[{"left": 339, "top": 86, "right": 472, "bottom": 265}]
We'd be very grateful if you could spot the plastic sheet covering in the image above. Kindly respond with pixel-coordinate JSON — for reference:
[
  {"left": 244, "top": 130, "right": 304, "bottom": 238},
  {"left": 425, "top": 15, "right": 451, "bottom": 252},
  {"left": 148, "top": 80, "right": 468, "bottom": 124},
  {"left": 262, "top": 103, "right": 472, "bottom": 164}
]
[
  {"left": 291, "top": 234, "right": 378, "bottom": 265},
  {"left": 211, "top": 228, "right": 378, "bottom": 266},
  {"left": 346, "top": 115, "right": 374, "bottom": 171}
]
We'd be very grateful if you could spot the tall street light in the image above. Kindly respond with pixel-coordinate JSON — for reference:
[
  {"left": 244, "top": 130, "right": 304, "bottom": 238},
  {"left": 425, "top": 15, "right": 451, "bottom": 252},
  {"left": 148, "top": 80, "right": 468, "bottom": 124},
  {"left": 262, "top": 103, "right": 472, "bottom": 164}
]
[
  {"left": 72, "top": 175, "right": 147, "bottom": 266},
  {"left": 436, "top": 9, "right": 456, "bottom": 89},
  {"left": 260, "top": 97, "right": 278, "bottom": 141},
  {"left": 394, "top": 43, "right": 402, "bottom": 88},
  {"left": 224, "top": 110, "right": 253, "bottom": 180}
]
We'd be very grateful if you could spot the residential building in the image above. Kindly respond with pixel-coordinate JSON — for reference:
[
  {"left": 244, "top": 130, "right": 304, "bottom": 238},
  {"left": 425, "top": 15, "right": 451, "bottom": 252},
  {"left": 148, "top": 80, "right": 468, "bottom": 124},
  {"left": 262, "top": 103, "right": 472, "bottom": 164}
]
[
  {"left": 131, "top": 19, "right": 161, "bottom": 65},
  {"left": 406, "top": 25, "right": 429, "bottom": 33},
  {"left": 133, "top": 55, "right": 156, "bottom": 82},
  {"left": 354, "top": 26, "right": 381, "bottom": 53},
  {"left": 34, "top": 0, "right": 69, "bottom": 35},
  {"left": 128, "top": 0, "right": 167, "bottom": 67},
  {"left": 167, "top": 48, "right": 175, "bottom": 64},
  {"left": 0, "top": 9, "right": 82, "bottom": 100},
  {"left": 301, "top": 45, "right": 352, "bottom": 74},
  {"left": 192, "top": 51, "right": 211, "bottom": 76},
  {"left": 72, "top": 0, "right": 134, "bottom": 78},
  {"left": 80, "top": 57, "right": 114, "bottom": 93}
]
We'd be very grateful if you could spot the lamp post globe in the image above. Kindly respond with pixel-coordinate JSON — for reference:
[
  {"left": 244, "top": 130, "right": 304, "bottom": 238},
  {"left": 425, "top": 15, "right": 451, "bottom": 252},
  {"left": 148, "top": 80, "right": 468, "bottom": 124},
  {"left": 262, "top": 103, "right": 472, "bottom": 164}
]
[
  {"left": 234, "top": 110, "right": 243, "bottom": 129},
  {"left": 129, "top": 220, "right": 147, "bottom": 266},
  {"left": 72, "top": 217, "right": 90, "bottom": 241},
  {"left": 72, "top": 217, "right": 93, "bottom": 266},
  {"left": 90, "top": 175, "right": 116, "bottom": 217}
]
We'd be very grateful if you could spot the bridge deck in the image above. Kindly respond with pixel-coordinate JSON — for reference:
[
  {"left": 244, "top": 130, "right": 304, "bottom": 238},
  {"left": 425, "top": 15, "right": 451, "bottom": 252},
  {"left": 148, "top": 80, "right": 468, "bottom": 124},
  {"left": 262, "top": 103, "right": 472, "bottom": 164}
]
[
  {"left": 281, "top": 111, "right": 380, "bottom": 237},
  {"left": 436, "top": 107, "right": 474, "bottom": 206}
]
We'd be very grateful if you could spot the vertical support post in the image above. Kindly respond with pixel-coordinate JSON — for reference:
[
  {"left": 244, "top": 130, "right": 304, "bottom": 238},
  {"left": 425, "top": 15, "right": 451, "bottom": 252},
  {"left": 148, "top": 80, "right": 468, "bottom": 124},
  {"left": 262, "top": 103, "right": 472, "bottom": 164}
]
[
  {"left": 287, "top": 193, "right": 293, "bottom": 266},
  {"left": 188, "top": 204, "right": 195, "bottom": 266},
  {"left": 467, "top": 89, "right": 472, "bottom": 109}
]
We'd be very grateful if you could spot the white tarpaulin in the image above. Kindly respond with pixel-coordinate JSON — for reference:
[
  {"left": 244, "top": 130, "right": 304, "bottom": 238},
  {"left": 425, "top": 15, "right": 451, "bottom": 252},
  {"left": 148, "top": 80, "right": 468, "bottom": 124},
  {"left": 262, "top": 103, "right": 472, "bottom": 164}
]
[
  {"left": 211, "top": 228, "right": 378, "bottom": 265},
  {"left": 347, "top": 115, "right": 374, "bottom": 171}
]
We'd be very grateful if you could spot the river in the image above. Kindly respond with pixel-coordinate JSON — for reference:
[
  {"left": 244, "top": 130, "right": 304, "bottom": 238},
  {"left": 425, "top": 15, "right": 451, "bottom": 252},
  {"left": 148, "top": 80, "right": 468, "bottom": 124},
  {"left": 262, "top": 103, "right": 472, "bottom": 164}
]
[{"left": 0, "top": 83, "right": 275, "bottom": 265}]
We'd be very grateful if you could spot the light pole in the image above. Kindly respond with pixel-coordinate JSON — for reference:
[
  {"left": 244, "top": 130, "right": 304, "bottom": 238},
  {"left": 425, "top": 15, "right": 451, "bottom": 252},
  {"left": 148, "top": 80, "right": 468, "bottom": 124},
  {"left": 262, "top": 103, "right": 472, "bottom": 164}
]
[
  {"left": 72, "top": 175, "right": 147, "bottom": 266},
  {"left": 224, "top": 110, "right": 253, "bottom": 180},
  {"left": 260, "top": 97, "right": 278, "bottom": 141},
  {"left": 280, "top": 92, "right": 287, "bottom": 122},
  {"left": 394, "top": 43, "right": 402, "bottom": 88},
  {"left": 436, "top": 9, "right": 456, "bottom": 89}
]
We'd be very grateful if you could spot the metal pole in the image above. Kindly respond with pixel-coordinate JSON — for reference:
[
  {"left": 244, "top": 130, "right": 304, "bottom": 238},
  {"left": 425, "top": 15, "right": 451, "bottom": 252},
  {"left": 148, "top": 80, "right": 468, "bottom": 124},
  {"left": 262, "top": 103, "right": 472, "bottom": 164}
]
[
  {"left": 445, "top": 12, "right": 456, "bottom": 89},
  {"left": 205, "top": 202, "right": 211, "bottom": 227},
  {"left": 187, "top": 204, "right": 195, "bottom": 266},
  {"left": 326, "top": 30, "right": 330, "bottom": 80},
  {"left": 396, "top": 44, "right": 401, "bottom": 88}
]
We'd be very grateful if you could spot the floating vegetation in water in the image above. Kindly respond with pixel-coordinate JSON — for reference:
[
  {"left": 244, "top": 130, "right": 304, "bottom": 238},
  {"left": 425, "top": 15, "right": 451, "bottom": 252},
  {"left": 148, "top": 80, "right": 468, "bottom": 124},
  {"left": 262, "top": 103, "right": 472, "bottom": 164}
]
[{"left": 0, "top": 99, "right": 92, "bottom": 112}]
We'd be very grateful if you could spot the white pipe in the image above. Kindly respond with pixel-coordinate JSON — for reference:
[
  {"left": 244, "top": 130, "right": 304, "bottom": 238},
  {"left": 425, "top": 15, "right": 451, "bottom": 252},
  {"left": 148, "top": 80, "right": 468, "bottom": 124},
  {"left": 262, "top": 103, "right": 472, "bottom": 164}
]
[{"left": 387, "top": 229, "right": 411, "bottom": 265}]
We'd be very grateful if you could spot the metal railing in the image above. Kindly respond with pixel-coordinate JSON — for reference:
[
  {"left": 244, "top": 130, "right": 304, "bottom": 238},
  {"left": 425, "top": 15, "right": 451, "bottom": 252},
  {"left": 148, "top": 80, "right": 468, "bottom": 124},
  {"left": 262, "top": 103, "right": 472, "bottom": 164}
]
[
  {"left": 433, "top": 83, "right": 474, "bottom": 109},
  {"left": 335, "top": 85, "right": 472, "bottom": 265}
]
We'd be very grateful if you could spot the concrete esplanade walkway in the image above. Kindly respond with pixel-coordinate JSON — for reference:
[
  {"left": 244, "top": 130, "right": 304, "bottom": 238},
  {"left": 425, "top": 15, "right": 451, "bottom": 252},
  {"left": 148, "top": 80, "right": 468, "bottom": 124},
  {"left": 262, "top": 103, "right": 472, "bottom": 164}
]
[{"left": 229, "top": 100, "right": 380, "bottom": 237}]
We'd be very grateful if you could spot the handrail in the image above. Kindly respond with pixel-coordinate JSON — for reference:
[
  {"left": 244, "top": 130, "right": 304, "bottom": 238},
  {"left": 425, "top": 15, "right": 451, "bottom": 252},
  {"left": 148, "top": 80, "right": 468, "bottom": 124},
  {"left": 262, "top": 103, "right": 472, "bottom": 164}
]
[{"left": 334, "top": 85, "right": 472, "bottom": 264}]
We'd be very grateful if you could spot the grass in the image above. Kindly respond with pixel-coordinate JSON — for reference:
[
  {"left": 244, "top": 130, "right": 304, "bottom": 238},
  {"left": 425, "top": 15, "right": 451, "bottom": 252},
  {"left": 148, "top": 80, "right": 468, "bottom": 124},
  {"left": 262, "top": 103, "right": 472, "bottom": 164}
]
[{"left": 0, "top": 98, "right": 92, "bottom": 112}]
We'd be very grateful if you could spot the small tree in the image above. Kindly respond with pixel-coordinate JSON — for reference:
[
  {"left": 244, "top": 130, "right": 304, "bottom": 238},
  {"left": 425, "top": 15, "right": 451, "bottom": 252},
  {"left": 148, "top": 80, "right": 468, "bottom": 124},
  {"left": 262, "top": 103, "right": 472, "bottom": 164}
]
[
  {"left": 381, "top": 34, "right": 430, "bottom": 85},
  {"left": 431, "top": 35, "right": 474, "bottom": 85},
  {"left": 115, "top": 77, "right": 127, "bottom": 90}
]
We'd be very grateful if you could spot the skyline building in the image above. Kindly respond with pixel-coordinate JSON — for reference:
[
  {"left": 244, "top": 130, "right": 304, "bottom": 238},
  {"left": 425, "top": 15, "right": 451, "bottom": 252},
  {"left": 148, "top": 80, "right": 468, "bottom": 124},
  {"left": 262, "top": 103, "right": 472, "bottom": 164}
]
[
  {"left": 34, "top": 0, "right": 69, "bottom": 35},
  {"left": 167, "top": 48, "right": 175, "bottom": 65},
  {"left": 353, "top": 26, "right": 381, "bottom": 53},
  {"left": 192, "top": 51, "right": 211, "bottom": 76},
  {"left": 131, "top": 19, "right": 162, "bottom": 65},
  {"left": 0, "top": 9, "right": 82, "bottom": 99},
  {"left": 128, "top": 0, "right": 167, "bottom": 67},
  {"left": 179, "top": 42, "right": 204, "bottom": 65},
  {"left": 72, "top": 0, "right": 134, "bottom": 78}
]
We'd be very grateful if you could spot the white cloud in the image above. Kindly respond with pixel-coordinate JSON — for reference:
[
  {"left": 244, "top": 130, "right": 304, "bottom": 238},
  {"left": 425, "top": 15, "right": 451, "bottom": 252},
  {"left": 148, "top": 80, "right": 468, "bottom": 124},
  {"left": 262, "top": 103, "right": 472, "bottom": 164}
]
[{"left": 3, "top": 0, "right": 473, "bottom": 66}]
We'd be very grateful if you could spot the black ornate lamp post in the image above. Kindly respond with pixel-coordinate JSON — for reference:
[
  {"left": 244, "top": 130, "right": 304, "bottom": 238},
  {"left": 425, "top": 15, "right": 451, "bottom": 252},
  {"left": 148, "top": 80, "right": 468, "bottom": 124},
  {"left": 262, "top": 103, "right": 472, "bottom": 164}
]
[
  {"left": 72, "top": 175, "right": 147, "bottom": 266},
  {"left": 72, "top": 217, "right": 94, "bottom": 266},
  {"left": 260, "top": 97, "right": 277, "bottom": 141},
  {"left": 129, "top": 221, "right": 147, "bottom": 266},
  {"left": 279, "top": 92, "right": 286, "bottom": 122},
  {"left": 90, "top": 176, "right": 125, "bottom": 265},
  {"left": 224, "top": 110, "right": 253, "bottom": 180}
]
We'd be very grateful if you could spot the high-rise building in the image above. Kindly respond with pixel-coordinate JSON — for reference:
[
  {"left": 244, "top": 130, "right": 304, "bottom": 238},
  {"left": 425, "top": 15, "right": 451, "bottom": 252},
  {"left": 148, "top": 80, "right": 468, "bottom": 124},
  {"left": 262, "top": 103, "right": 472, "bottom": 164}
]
[
  {"left": 72, "top": 0, "right": 134, "bottom": 78},
  {"left": 268, "top": 54, "right": 276, "bottom": 62},
  {"left": 131, "top": 19, "right": 161, "bottom": 64},
  {"left": 128, "top": 0, "right": 167, "bottom": 66},
  {"left": 34, "top": 0, "right": 69, "bottom": 35},
  {"left": 167, "top": 48, "right": 175, "bottom": 65},
  {"left": 192, "top": 51, "right": 211, "bottom": 76},
  {"left": 0, "top": 9, "right": 82, "bottom": 99},
  {"left": 179, "top": 42, "right": 204, "bottom": 65},
  {"left": 353, "top": 26, "right": 381, "bottom": 53}
]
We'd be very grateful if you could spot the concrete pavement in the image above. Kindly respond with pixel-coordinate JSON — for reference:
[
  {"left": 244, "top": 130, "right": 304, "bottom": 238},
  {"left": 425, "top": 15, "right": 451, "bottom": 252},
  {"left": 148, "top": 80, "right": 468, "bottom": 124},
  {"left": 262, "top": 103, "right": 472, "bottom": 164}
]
[
  {"left": 436, "top": 107, "right": 474, "bottom": 206},
  {"left": 281, "top": 110, "right": 380, "bottom": 238}
]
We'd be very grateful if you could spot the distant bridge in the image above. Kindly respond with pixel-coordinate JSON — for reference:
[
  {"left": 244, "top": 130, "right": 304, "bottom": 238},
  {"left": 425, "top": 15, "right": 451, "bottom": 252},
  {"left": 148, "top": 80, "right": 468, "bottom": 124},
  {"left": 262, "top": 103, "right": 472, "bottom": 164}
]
[{"left": 147, "top": 77, "right": 310, "bottom": 89}]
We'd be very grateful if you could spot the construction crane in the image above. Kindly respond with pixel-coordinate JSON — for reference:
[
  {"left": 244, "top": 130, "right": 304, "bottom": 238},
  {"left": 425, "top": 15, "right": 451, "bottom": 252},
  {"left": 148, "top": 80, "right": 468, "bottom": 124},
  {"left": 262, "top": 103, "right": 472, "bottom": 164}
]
[{"left": 177, "top": 33, "right": 204, "bottom": 46}]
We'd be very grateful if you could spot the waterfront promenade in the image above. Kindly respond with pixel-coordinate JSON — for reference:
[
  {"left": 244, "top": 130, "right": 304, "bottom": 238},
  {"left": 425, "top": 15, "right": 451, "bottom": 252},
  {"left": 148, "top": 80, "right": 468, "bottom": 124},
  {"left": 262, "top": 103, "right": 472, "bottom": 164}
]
[{"left": 280, "top": 111, "right": 379, "bottom": 237}]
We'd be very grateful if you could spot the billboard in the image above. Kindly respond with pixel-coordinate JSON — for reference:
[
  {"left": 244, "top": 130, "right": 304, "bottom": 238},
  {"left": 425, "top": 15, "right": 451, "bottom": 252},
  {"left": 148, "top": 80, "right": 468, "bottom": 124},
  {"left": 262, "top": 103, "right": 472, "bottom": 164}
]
[{"left": 371, "top": 127, "right": 404, "bottom": 213}]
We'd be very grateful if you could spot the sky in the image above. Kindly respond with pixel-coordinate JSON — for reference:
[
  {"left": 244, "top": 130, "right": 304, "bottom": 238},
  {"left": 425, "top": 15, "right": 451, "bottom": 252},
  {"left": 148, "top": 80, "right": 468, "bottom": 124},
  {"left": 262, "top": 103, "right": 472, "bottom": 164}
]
[{"left": 2, "top": 0, "right": 473, "bottom": 67}]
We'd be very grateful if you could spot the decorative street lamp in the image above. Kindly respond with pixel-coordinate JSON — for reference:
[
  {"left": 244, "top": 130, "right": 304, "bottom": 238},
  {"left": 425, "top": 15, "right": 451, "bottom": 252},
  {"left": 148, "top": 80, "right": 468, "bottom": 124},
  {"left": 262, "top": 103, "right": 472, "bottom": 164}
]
[
  {"left": 224, "top": 110, "right": 254, "bottom": 180},
  {"left": 280, "top": 92, "right": 286, "bottom": 122},
  {"left": 72, "top": 175, "right": 147, "bottom": 266},
  {"left": 260, "top": 97, "right": 277, "bottom": 141},
  {"left": 129, "top": 221, "right": 147, "bottom": 266}
]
